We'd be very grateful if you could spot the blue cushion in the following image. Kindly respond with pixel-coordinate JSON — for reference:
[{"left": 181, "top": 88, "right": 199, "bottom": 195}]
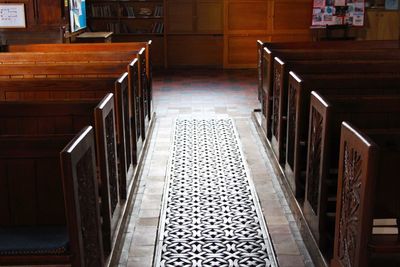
[{"left": 0, "top": 226, "right": 69, "bottom": 255}]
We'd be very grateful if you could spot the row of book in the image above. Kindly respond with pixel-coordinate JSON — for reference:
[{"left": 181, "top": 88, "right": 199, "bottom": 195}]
[
  {"left": 89, "top": 4, "right": 163, "bottom": 18},
  {"left": 89, "top": 5, "right": 116, "bottom": 17},
  {"left": 153, "top": 5, "right": 163, "bottom": 17},
  {"left": 151, "top": 22, "right": 164, "bottom": 33},
  {"left": 103, "top": 22, "right": 164, "bottom": 34}
]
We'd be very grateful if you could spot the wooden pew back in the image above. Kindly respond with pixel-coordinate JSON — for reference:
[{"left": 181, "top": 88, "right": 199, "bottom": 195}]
[
  {"left": 332, "top": 122, "right": 400, "bottom": 267},
  {"left": 0, "top": 51, "right": 139, "bottom": 64},
  {"left": 285, "top": 73, "right": 400, "bottom": 198},
  {"left": 304, "top": 92, "right": 400, "bottom": 253}
]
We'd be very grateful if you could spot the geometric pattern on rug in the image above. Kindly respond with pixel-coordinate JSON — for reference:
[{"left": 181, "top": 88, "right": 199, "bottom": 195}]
[{"left": 155, "top": 119, "right": 278, "bottom": 267}]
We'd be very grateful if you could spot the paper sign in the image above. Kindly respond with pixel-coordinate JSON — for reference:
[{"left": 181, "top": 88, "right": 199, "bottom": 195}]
[{"left": 0, "top": 4, "right": 26, "bottom": 28}]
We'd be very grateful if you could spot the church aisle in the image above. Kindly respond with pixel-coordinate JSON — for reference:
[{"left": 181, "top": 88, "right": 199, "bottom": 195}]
[
  {"left": 155, "top": 118, "right": 277, "bottom": 266},
  {"left": 117, "top": 69, "right": 313, "bottom": 267}
]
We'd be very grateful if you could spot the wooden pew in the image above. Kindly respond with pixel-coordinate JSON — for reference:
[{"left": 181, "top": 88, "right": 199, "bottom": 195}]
[
  {"left": 265, "top": 49, "right": 400, "bottom": 140},
  {"left": 0, "top": 51, "right": 139, "bottom": 64},
  {"left": 0, "top": 62, "right": 128, "bottom": 79},
  {"left": 0, "top": 75, "right": 136, "bottom": 201},
  {"left": 0, "top": 95, "right": 120, "bottom": 257},
  {"left": 285, "top": 73, "right": 400, "bottom": 198},
  {"left": 0, "top": 51, "right": 150, "bottom": 143},
  {"left": 257, "top": 40, "right": 400, "bottom": 110},
  {"left": 270, "top": 60, "right": 400, "bottom": 164},
  {"left": 332, "top": 122, "right": 400, "bottom": 267},
  {"left": 0, "top": 127, "right": 105, "bottom": 267},
  {"left": 5, "top": 42, "right": 153, "bottom": 117},
  {"left": 304, "top": 92, "right": 400, "bottom": 254}
]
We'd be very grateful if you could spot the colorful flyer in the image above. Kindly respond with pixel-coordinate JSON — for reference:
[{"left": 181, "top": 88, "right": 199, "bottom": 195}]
[{"left": 311, "top": 0, "right": 365, "bottom": 27}]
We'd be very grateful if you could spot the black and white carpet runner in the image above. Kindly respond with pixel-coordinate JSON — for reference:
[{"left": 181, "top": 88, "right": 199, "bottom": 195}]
[{"left": 155, "top": 119, "right": 277, "bottom": 267}]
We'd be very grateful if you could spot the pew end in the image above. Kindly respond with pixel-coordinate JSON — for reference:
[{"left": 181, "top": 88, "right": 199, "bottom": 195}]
[{"left": 332, "top": 123, "right": 400, "bottom": 267}]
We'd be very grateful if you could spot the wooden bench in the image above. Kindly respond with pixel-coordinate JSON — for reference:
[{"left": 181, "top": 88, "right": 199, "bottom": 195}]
[
  {"left": 5, "top": 42, "right": 153, "bottom": 118},
  {"left": 332, "top": 122, "right": 400, "bottom": 267},
  {"left": 0, "top": 53, "right": 150, "bottom": 152},
  {"left": 285, "top": 73, "right": 400, "bottom": 198},
  {"left": 0, "top": 95, "right": 120, "bottom": 256},
  {"left": 0, "top": 127, "right": 105, "bottom": 267},
  {"left": 256, "top": 39, "right": 400, "bottom": 103},
  {"left": 0, "top": 62, "right": 128, "bottom": 79},
  {"left": 0, "top": 51, "right": 139, "bottom": 64},
  {"left": 270, "top": 60, "right": 400, "bottom": 164},
  {"left": 0, "top": 74, "right": 136, "bottom": 201},
  {"left": 262, "top": 49, "right": 400, "bottom": 139},
  {"left": 304, "top": 92, "right": 400, "bottom": 255}
]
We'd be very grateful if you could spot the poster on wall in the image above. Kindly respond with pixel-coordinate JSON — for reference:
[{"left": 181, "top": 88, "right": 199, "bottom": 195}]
[
  {"left": 0, "top": 3, "right": 26, "bottom": 28},
  {"left": 69, "top": 0, "right": 87, "bottom": 33},
  {"left": 312, "top": 0, "right": 365, "bottom": 27}
]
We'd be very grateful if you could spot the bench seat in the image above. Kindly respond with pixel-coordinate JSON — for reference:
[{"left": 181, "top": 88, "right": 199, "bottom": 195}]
[{"left": 0, "top": 226, "right": 68, "bottom": 256}]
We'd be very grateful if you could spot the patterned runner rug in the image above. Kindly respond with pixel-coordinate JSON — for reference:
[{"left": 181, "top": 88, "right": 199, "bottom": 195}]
[{"left": 155, "top": 118, "right": 277, "bottom": 267}]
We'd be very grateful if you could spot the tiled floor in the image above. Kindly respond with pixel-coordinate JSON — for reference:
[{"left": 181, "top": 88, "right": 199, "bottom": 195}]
[{"left": 117, "top": 69, "right": 314, "bottom": 267}]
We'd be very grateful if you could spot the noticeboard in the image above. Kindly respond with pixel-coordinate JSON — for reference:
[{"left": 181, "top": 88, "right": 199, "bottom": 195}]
[
  {"left": 0, "top": 3, "right": 26, "bottom": 28},
  {"left": 312, "top": 0, "right": 365, "bottom": 27}
]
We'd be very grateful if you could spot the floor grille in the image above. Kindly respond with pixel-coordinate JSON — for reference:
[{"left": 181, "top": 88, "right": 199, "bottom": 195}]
[{"left": 155, "top": 118, "right": 277, "bottom": 267}]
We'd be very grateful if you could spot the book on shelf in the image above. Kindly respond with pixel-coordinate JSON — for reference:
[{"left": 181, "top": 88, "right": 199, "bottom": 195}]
[
  {"left": 151, "top": 22, "right": 164, "bottom": 33},
  {"left": 124, "top": 6, "right": 135, "bottom": 17},
  {"left": 153, "top": 5, "right": 163, "bottom": 17},
  {"left": 90, "top": 4, "right": 114, "bottom": 17}
]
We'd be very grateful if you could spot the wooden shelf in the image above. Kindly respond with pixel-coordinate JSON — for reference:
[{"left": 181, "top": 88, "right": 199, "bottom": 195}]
[
  {"left": 119, "top": 16, "right": 164, "bottom": 19},
  {"left": 115, "top": 33, "right": 164, "bottom": 36}
]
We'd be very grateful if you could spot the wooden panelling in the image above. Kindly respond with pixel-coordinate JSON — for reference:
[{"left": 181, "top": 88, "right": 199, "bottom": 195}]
[
  {"left": 197, "top": 0, "right": 223, "bottom": 33},
  {"left": 167, "top": 34, "right": 223, "bottom": 66},
  {"left": 365, "top": 10, "right": 399, "bottom": 40},
  {"left": 273, "top": 0, "right": 313, "bottom": 31},
  {"left": 225, "top": 35, "right": 269, "bottom": 67},
  {"left": 167, "top": 0, "right": 195, "bottom": 33},
  {"left": 226, "top": 1, "right": 268, "bottom": 32},
  {"left": 0, "top": 0, "right": 66, "bottom": 44},
  {"left": 37, "top": 0, "right": 63, "bottom": 25}
]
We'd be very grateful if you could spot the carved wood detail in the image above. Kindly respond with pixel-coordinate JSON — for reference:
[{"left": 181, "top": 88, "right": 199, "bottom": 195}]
[
  {"left": 272, "top": 68, "right": 280, "bottom": 139},
  {"left": 307, "top": 107, "right": 323, "bottom": 214},
  {"left": 338, "top": 143, "right": 362, "bottom": 267},
  {"left": 133, "top": 66, "right": 141, "bottom": 140},
  {"left": 105, "top": 111, "right": 118, "bottom": 215},
  {"left": 140, "top": 56, "right": 148, "bottom": 119},
  {"left": 76, "top": 149, "right": 103, "bottom": 267},
  {"left": 287, "top": 83, "right": 297, "bottom": 169},
  {"left": 122, "top": 85, "right": 132, "bottom": 169}
]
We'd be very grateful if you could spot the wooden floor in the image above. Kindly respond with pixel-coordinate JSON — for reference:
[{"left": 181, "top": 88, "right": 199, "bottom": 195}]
[{"left": 116, "top": 69, "right": 314, "bottom": 267}]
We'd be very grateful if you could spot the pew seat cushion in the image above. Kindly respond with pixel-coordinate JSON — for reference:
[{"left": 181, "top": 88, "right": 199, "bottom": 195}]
[{"left": 0, "top": 226, "right": 68, "bottom": 255}]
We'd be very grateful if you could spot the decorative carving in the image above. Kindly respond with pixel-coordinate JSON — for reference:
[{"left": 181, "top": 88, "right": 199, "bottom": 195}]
[
  {"left": 287, "top": 83, "right": 297, "bottom": 169},
  {"left": 262, "top": 64, "right": 269, "bottom": 118},
  {"left": 272, "top": 69, "right": 281, "bottom": 139},
  {"left": 105, "top": 111, "right": 118, "bottom": 214},
  {"left": 133, "top": 66, "right": 141, "bottom": 140},
  {"left": 76, "top": 149, "right": 103, "bottom": 267},
  {"left": 306, "top": 108, "right": 323, "bottom": 214},
  {"left": 140, "top": 57, "right": 148, "bottom": 119},
  {"left": 122, "top": 85, "right": 132, "bottom": 169},
  {"left": 338, "top": 143, "right": 362, "bottom": 267}
]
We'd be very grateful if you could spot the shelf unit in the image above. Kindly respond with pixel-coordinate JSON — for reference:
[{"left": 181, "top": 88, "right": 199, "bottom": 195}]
[{"left": 86, "top": 0, "right": 166, "bottom": 66}]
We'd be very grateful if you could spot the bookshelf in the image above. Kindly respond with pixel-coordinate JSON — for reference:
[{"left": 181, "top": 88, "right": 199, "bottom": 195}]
[{"left": 86, "top": 0, "right": 166, "bottom": 66}]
